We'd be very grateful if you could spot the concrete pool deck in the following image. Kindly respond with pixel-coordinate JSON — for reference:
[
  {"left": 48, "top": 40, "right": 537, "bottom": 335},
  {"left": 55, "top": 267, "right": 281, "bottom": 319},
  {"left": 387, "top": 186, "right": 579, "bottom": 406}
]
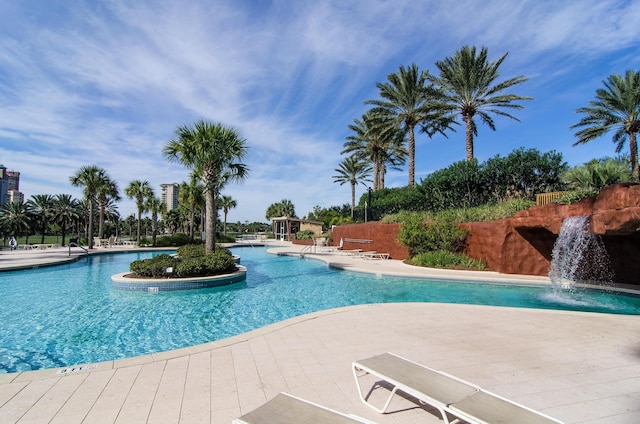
[{"left": 0, "top": 243, "right": 639, "bottom": 423}]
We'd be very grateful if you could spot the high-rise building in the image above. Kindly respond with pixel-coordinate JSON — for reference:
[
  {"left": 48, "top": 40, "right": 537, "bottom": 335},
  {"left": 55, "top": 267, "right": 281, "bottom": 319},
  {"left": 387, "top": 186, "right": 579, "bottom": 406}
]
[
  {"left": 0, "top": 165, "right": 23, "bottom": 206},
  {"left": 160, "top": 183, "right": 180, "bottom": 212}
]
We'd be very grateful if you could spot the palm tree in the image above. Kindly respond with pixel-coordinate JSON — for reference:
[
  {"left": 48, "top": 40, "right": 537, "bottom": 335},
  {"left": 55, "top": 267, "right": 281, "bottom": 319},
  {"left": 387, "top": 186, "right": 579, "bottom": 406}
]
[
  {"left": 164, "top": 209, "right": 181, "bottom": 234},
  {"left": 219, "top": 195, "right": 237, "bottom": 237},
  {"left": 430, "top": 45, "right": 532, "bottom": 161},
  {"left": 145, "top": 196, "right": 165, "bottom": 246},
  {"left": 27, "top": 194, "right": 55, "bottom": 244},
  {"left": 343, "top": 110, "right": 407, "bottom": 190},
  {"left": 52, "top": 194, "right": 79, "bottom": 246},
  {"left": 124, "top": 180, "right": 154, "bottom": 245},
  {"left": 333, "top": 156, "right": 372, "bottom": 219},
  {"left": 366, "top": 64, "right": 449, "bottom": 186},
  {"left": 179, "top": 175, "right": 205, "bottom": 241},
  {"left": 562, "top": 158, "right": 633, "bottom": 192},
  {"left": 164, "top": 120, "right": 249, "bottom": 253},
  {"left": 0, "top": 201, "right": 33, "bottom": 243},
  {"left": 96, "top": 176, "right": 120, "bottom": 239},
  {"left": 70, "top": 165, "right": 108, "bottom": 249},
  {"left": 571, "top": 70, "right": 640, "bottom": 181},
  {"left": 265, "top": 199, "right": 296, "bottom": 220}
]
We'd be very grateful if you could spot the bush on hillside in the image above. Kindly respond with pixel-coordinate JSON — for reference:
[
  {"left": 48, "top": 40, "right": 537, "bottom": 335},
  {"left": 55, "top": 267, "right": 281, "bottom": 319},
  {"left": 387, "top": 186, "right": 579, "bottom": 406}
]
[{"left": 411, "top": 250, "right": 486, "bottom": 270}]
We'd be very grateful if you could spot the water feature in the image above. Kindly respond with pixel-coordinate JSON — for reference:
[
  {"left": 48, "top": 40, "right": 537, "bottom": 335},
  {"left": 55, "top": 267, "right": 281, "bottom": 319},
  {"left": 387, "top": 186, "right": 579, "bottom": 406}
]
[{"left": 548, "top": 215, "right": 614, "bottom": 290}]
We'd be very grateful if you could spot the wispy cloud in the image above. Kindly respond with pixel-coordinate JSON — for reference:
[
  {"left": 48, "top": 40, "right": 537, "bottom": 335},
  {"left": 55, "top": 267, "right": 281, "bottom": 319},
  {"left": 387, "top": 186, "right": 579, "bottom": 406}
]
[{"left": 1, "top": 0, "right": 638, "bottom": 222}]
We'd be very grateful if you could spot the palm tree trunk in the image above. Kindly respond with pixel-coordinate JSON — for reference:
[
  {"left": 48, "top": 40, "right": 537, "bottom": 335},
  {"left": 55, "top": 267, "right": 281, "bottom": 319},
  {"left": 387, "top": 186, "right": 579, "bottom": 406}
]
[
  {"left": 223, "top": 212, "right": 228, "bottom": 237},
  {"left": 152, "top": 213, "right": 157, "bottom": 246},
  {"left": 136, "top": 208, "right": 142, "bottom": 245},
  {"left": 40, "top": 218, "right": 46, "bottom": 244},
  {"left": 88, "top": 201, "right": 95, "bottom": 249},
  {"left": 408, "top": 125, "right": 416, "bottom": 187},
  {"left": 98, "top": 203, "right": 105, "bottom": 239},
  {"left": 630, "top": 132, "right": 639, "bottom": 181},
  {"left": 189, "top": 209, "right": 195, "bottom": 241},
  {"left": 205, "top": 188, "right": 215, "bottom": 254},
  {"left": 464, "top": 113, "right": 474, "bottom": 161},
  {"left": 61, "top": 220, "right": 67, "bottom": 246},
  {"left": 350, "top": 181, "right": 356, "bottom": 219}
]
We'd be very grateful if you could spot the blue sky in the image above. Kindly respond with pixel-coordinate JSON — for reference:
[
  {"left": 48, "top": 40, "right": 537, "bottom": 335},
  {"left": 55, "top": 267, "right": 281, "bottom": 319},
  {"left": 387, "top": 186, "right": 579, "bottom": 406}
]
[{"left": 1, "top": 1, "right": 639, "bottom": 224}]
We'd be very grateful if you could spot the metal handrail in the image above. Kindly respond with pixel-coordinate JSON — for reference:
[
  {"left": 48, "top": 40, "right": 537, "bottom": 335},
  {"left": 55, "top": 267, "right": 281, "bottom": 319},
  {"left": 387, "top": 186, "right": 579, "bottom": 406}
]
[
  {"left": 68, "top": 242, "right": 89, "bottom": 257},
  {"left": 300, "top": 244, "right": 314, "bottom": 257}
]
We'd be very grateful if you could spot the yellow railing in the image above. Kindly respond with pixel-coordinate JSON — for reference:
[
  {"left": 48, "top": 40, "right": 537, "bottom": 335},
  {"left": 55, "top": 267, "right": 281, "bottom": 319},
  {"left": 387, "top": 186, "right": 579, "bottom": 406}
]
[{"left": 535, "top": 191, "right": 567, "bottom": 206}]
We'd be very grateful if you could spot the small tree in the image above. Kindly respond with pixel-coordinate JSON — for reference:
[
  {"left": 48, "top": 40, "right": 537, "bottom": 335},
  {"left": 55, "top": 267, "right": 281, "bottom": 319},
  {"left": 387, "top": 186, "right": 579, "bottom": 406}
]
[
  {"left": 332, "top": 156, "right": 372, "bottom": 219},
  {"left": 125, "top": 180, "right": 154, "bottom": 245},
  {"left": 219, "top": 195, "right": 237, "bottom": 237}
]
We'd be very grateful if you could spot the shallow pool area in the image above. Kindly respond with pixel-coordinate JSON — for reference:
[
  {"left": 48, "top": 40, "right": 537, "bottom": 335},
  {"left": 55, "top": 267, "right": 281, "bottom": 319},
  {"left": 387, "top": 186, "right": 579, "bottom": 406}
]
[{"left": 1, "top": 246, "right": 639, "bottom": 373}]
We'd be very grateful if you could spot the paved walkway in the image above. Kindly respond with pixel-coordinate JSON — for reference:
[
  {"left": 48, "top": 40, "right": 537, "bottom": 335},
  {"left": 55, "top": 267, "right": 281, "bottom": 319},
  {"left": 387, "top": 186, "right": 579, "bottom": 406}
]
[{"left": 0, "top": 243, "right": 639, "bottom": 423}]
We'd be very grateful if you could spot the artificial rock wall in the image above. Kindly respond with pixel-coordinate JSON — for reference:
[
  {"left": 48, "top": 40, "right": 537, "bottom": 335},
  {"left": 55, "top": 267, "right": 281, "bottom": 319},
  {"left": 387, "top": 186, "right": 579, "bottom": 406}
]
[
  {"left": 332, "top": 183, "right": 640, "bottom": 285},
  {"left": 463, "top": 183, "right": 640, "bottom": 285}
]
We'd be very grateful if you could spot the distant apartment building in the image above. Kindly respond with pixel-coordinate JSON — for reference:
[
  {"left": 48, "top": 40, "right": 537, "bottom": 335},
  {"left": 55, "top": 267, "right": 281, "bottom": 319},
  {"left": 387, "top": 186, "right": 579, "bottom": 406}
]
[
  {"left": 160, "top": 183, "right": 180, "bottom": 212},
  {"left": 0, "top": 165, "right": 23, "bottom": 206}
]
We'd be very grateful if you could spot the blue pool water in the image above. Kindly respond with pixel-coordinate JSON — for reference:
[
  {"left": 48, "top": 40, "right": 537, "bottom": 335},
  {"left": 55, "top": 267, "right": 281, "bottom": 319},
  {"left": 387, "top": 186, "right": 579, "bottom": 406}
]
[{"left": 1, "top": 246, "right": 639, "bottom": 373}]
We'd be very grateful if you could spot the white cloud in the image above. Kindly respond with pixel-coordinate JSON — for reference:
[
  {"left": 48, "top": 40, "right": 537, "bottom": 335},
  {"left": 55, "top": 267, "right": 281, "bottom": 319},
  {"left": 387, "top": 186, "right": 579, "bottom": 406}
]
[{"left": 1, "top": 0, "right": 638, "bottom": 222}]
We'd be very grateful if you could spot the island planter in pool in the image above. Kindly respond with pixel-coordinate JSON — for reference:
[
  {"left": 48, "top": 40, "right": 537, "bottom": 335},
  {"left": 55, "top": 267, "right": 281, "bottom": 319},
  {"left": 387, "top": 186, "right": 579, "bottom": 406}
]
[{"left": 111, "top": 265, "right": 247, "bottom": 291}]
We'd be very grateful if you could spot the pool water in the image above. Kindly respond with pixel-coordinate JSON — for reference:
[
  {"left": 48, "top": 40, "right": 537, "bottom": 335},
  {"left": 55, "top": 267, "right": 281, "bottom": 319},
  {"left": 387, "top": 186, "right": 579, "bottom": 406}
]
[{"left": 1, "top": 246, "right": 638, "bottom": 373}]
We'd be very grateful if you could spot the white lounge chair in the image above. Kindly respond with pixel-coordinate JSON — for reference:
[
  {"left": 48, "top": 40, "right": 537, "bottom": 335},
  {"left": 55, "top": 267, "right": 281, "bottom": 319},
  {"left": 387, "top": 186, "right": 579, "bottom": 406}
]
[
  {"left": 233, "top": 392, "right": 377, "bottom": 424},
  {"left": 353, "top": 352, "right": 563, "bottom": 424}
]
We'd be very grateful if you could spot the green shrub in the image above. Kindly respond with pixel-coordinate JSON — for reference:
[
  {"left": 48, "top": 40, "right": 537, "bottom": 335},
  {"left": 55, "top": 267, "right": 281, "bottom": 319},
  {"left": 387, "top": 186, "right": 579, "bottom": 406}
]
[
  {"left": 412, "top": 250, "right": 486, "bottom": 270},
  {"left": 395, "top": 211, "right": 468, "bottom": 255},
  {"left": 396, "top": 212, "right": 431, "bottom": 256},
  {"left": 177, "top": 244, "right": 206, "bottom": 258},
  {"left": 423, "top": 220, "right": 468, "bottom": 253},
  {"left": 295, "top": 230, "right": 315, "bottom": 240},
  {"left": 129, "top": 247, "right": 236, "bottom": 278},
  {"left": 556, "top": 189, "right": 598, "bottom": 205},
  {"left": 174, "top": 250, "right": 237, "bottom": 277},
  {"left": 155, "top": 233, "right": 194, "bottom": 247},
  {"left": 130, "top": 254, "right": 179, "bottom": 277}
]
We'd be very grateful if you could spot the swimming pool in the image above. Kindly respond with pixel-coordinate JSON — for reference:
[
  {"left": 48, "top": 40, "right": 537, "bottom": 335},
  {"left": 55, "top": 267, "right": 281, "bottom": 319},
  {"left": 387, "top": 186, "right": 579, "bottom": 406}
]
[{"left": 1, "top": 246, "right": 639, "bottom": 373}]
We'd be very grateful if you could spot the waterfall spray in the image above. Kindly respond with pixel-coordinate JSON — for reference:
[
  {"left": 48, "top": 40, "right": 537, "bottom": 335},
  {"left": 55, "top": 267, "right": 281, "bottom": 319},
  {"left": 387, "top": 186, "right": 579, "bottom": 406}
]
[{"left": 548, "top": 216, "right": 614, "bottom": 290}]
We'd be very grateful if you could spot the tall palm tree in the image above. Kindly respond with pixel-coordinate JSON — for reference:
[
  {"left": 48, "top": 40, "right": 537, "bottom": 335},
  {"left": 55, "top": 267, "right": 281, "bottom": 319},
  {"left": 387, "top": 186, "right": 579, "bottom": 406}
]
[
  {"left": 52, "top": 194, "right": 79, "bottom": 246},
  {"left": 366, "top": 64, "right": 449, "bottom": 186},
  {"left": 96, "top": 176, "right": 120, "bottom": 239},
  {"left": 571, "top": 70, "right": 640, "bottom": 181},
  {"left": 431, "top": 45, "right": 532, "bottom": 161},
  {"left": 70, "top": 165, "right": 108, "bottom": 249},
  {"left": 343, "top": 110, "right": 407, "bottom": 190},
  {"left": 0, "top": 201, "right": 34, "bottom": 244},
  {"left": 27, "top": 194, "right": 55, "bottom": 244},
  {"left": 164, "top": 120, "right": 249, "bottom": 253},
  {"left": 124, "top": 180, "right": 154, "bottom": 245},
  {"left": 145, "top": 196, "right": 165, "bottom": 246},
  {"left": 332, "top": 156, "right": 372, "bottom": 218},
  {"left": 219, "top": 195, "right": 237, "bottom": 237}
]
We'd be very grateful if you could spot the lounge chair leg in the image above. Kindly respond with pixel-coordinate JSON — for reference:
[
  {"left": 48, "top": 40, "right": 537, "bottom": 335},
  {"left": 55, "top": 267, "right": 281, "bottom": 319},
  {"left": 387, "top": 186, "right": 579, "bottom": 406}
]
[{"left": 353, "top": 366, "right": 399, "bottom": 414}]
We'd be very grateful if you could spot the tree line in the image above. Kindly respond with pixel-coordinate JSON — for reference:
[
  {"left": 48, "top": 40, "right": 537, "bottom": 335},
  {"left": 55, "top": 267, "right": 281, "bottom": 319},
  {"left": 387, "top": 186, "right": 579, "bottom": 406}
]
[{"left": 0, "top": 120, "right": 251, "bottom": 250}]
